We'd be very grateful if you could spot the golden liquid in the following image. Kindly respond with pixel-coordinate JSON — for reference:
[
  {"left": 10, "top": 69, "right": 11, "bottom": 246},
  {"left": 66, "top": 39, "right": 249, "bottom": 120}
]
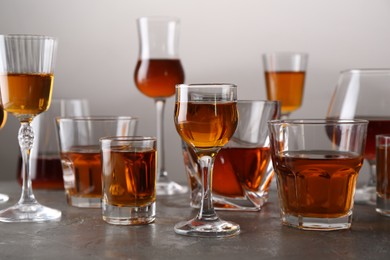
[
  {"left": 265, "top": 71, "right": 305, "bottom": 114},
  {"left": 273, "top": 150, "right": 363, "bottom": 218},
  {"left": 0, "top": 107, "right": 6, "bottom": 128},
  {"left": 102, "top": 149, "right": 156, "bottom": 207},
  {"left": 0, "top": 73, "right": 53, "bottom": 120},
  {"left": 175, "top": 101, "right": 238, "bottom": 149}
]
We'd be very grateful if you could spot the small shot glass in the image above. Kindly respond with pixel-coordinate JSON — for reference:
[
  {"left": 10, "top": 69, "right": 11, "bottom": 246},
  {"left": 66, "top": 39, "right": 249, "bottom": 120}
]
[
  {"left": 100, "top": 136, "right": 157, "bottom": 225},
  {"left": 376, "top": 134, "right": 390, "bottom": 217}
]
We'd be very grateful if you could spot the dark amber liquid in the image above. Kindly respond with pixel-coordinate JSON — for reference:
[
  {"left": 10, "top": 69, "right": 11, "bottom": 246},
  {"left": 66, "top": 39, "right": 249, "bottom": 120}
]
[
  {"left": 265, "top": 71, "right": 305, "bottom": 114},
  {"left": 359, "top": 118, "right": 390, "bottom": 162},
  {"left": 61, "top": 147, "right": 102, "bottom": 198},
  {"left": 103, "top": 149, "right": 156, "bottom": 207},
  {"left": 134, "top": 59, "right": 184, "bottom": 98},
  {"left": 0, "top": 73, "right": 53, "bottom": 119},
  {"left": 175, "top": 101, "right": 238, "bottom": 149},
  {"left": 376, "top": 144, "right": 390, "bottom": 199},
  {"left": 212, "top": 147, "right": 272, "bottom": 197},
  {"left": 17, "top": 154, "right": 64, "bottom": 189},
  {"left": 273, "top": 150, "right": 363, "bottom": 218}
]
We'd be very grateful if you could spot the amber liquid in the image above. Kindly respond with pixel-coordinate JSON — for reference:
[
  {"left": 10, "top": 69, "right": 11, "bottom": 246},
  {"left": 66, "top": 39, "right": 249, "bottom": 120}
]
[
  {"left": 359, "top": 118, "right": 390, "bottom": 162},
  {"left": 212, "top": 147, "right": 272, "bottom": 197},
  {"left": 376, "top": 145, "right": 390, "bottom": 199},
  {"left": 134, "top": 59, "right": 184, "bottom": 98},
  {"left": 103, "top": 149, "right": 156, "bottom": 207},
  {"left": 273, "top": 150, "right": 363, "bottom": 218},
  {"left": 265, "top": 71, "right": 305, "bottom": 115},
  {"left": 0, "top": 107, "right": 6, "bottom": 128},
  {"left": 175, "top": 101, "right": 238, "bottom": 148},
  {"left": 17, "top": 154, "right": 64, "bottom": 189},
  {"left": 0, "top": 73, "right": 53, "bottom": 119},
  {"left": 61, "top": 147, "right": 102, "bottom": 199}
]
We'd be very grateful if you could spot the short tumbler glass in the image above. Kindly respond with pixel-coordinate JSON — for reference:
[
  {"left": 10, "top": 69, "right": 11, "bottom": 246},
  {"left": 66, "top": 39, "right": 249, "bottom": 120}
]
[
  {"left": 268, "top": 119, "right": 367, "bottom": 230},
  {"left": 101, "top": 136, "right": 157, "bottom": 225},
  {"left": 376, "top": 134, "right": 390, "bottom": 217}
]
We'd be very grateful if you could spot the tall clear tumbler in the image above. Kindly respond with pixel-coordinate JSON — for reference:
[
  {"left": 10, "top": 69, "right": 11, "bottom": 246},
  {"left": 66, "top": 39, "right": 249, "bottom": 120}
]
[
  {"left": 0, "top": 35, "right": 61, "bottom": 222},
  {"left": 134, "top": 16, "right": 187, "bottom": 195}
]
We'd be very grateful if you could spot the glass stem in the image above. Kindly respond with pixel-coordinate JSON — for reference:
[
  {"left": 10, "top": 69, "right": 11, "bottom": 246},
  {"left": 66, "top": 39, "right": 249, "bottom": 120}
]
[
  {"left": 197, "top": 155, "right": 218, "bottom": 221},
  {"left": 155, "top": 98, "right": 167, "bottom": 180},
  {"left": 18, "top": 122, "right": 37, "bottom": 204}
]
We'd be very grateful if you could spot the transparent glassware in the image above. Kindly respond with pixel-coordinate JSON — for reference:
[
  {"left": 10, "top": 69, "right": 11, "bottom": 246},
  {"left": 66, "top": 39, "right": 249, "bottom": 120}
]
[
  {"left": 134, "top": 16, "right": 187, "bottom": 195},
  {"left": 0, "top": 34, "right": 61, "bottom": 222},
  {"left": 263, "top": 52, "right": 308, "bottom": 118},
  {"left": 327, "top": 69, "right": 390, "bottom": 204},
  {"left": 174, "top": 83, "right": 240, "bottom": 237}
]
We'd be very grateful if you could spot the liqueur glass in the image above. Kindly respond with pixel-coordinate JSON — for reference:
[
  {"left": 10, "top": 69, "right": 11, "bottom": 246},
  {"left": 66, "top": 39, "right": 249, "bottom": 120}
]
[
  {"left": 327, "top": 69, "right": 390, "bottom": 204},
  {"left": 174, "top": 83, "right": 240, "bottom": 237},
  {"left": 0, "top": 34, "right": 61, "bottom": 222},
  {"left": 134, "top": 16, "right": 187, "bottom": 195}
]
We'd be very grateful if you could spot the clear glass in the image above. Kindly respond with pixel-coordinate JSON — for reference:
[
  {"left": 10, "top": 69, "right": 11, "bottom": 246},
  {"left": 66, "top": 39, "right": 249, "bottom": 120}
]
[
  {"left": 56, "top": 116, "right": 138, "bottom": 208},
  {"left": 134, "top": 16, "right": 187, "bottom": 195},
  {"left": 327, "top": 69, "right": 390, "bottom": 204},
  {"left": 182, "top": 100, "right": 280, "bottom": 211},
  {"left": 0, "top": 34, "right": 61, "bottom": 222},
  {"left": 263, "top": 52, "right": 308, "bottom": 118},
  {"left": 375, "top": 134, "right": 390, "bottom": 217},
  {"left": 16, "top": 99, "right": 89, "bottom": 189},
  {"left": 174, "top": 83, "right": 240, "bottom": 237},
  {"left": 101, "top": 136, "right": 157, "bottom": 225},
  {"left": 268, "top": 119, "right": 368, "bottom": 230}
]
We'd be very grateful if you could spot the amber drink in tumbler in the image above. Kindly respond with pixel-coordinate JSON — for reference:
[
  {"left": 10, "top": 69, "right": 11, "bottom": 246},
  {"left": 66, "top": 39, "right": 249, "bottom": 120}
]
[
  {"left": 376, "top": 134, "right": 390, "bottom": 216},
  {"left": 56, "top": 117, "right": 138, "bottom": 208},
  {"left": 268, "top": 119, "right": 367, "bottom": 230},
  {"left": 101, "top": 137, "right": 157, "bottom": 225}
]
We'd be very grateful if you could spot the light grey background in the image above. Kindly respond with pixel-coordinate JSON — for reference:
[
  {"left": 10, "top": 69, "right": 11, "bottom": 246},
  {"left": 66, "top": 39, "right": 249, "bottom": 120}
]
[{"left": 0, "top": 0, "right": 389, "bottom": 183}]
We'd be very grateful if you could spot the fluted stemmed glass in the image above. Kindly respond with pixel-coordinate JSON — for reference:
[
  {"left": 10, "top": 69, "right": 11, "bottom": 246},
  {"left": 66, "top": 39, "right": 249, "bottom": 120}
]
[
  {"left": 174, "top": 84, "right": 240, "bottom": 237},
  {"left": 134, "top": 16, "right": 188, "bottom": 195},
  {"left": 327, "top": 69, "right": 390, "bottom": 204},
  {"left": 0, "top": 34, "right": 61, "bottom": 222}
]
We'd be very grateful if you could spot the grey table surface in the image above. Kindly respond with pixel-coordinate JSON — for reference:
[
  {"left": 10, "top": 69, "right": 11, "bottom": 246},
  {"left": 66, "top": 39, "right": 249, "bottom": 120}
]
[{"left": 0, "top": 181, "right": 389, "bottom": 260}]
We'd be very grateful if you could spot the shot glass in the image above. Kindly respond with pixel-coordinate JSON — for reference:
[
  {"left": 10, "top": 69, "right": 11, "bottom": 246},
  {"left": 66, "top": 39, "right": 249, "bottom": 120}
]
[
  {"left": 183, "top": 100, "right": 280, "bottom": 211},
  {"left": 268, "top": 119, "right": 368, "bottom": 230},
  {"left": 376, "top": 134, "right": 390, "bottom": 217},
  {"left": 100, "top": 136, "right": 157, "bottom": 225},
  {"left": 56, "top": 116, "right": 138, "bottom": 208}
]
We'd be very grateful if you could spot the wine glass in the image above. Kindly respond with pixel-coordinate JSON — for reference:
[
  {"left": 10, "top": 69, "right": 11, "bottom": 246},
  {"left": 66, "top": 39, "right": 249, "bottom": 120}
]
[
  {"left": 134, "top": 16, "right": 188, "bottom": 195},
  {"left": 0, "top": 34, "right": 61, "bottom": 222},
  {"left": 174, "top": 83, "right": 240, "bottom": 237},
  {"left": 0, "top": 106, "right": 9, "bottom": 203},
  {"left": 327, "top": 69, "right": 390, "bottom": 204},
  {"left": 262, "top": 52, "right": 308, "bottom": 118}
]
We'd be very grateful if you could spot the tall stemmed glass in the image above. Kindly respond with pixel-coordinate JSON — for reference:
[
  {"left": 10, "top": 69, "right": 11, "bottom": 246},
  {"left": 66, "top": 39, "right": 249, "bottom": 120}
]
[
  {"left": 134, "top": 16, "right": 187, "bottom": 195},
  {"left": 327, "top": 69, "right": 390, "bottom": 204},
  {"left": 263, "top": 52, "right": 308, "bottom": 118},
  {"left": 0, "top": 106, "right": 9, "bottom": 203},
  {"left": 0, "top": 35, "right": 61, "bottom": 222},
  {"left": 174, "top": 83, "right": 240, "bottom": 237}
]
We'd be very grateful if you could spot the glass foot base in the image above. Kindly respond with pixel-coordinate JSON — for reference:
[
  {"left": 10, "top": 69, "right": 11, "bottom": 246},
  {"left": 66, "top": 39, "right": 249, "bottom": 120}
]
[
  {"left": 0, "top": 202, "right": 61, "bottom": 223},
  {"left": 174, "top": 217, "right": 240, "bottom": 238},
  {"left": 0, "top": 193, "right": 9, "bottom": 203},
  {"left": 157, "top": 180, "right": 188, "bottom": 196}
]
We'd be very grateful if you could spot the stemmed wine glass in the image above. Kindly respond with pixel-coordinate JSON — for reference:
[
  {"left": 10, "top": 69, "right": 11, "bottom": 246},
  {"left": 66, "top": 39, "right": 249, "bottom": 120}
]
[
  {"left": 262, "top": 52, "right": 308, "bottom": 118},
  {"left": 327, "top": 69, "right": 390, "bottom": 204},
  {"left": 0, "top": 106, "right": 9, "bottom": 203},
  {"left": 174, "top": 83, "right": 240, "bottom": 237},
  {"left": 134, "top": 16, "right": 188, "bottom": 195},
  {"left": 0, "top": 34, "right": 61, "bottom": 222}
]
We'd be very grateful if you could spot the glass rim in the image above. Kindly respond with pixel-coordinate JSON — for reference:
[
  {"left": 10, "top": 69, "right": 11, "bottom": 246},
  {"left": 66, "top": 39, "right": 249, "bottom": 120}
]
[
  {"left": 100, "top": 136, "right": 156, "bottom": 142},
  {"left": 0, "top": 34, "right": 57, "bottom": 41},
  {"left": 262, "top": 52, "right": 309, "bottom": 58},
  {"left": 340, "top": 68, "right": 390, "bottom": 75},
  {"left": 176, "top": 83, "right": 237, "bottom": 89},
  {"left": 268, "top": 119, "right": 368, "bottom": 125},
  {"left": 137, "top": 16, "right": 180, "bottom": 23},
  {"left": 56, "top": 116, "right": 138, "bottom": 122},
  {"left": 236, "top": 99, "right": 279, "bottom": 105}
]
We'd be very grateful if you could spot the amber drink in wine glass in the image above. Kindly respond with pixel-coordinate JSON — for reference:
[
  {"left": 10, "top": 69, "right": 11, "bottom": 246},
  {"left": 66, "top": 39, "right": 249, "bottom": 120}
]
[
  {"left": 263, "top": 52, "right": 308, "bottom": 118},
  {"left": 0, "top": 34, "right": 61, "bottom": 222},
  {"left": 134, "top": 16, "right": 187, "bottom": 195},
  {"left": 174, "top": 83, "right": 239, "bottom": 237}
]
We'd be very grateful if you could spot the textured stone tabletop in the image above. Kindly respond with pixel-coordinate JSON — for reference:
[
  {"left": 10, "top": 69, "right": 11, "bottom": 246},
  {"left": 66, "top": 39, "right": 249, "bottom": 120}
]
[{"left": 0, "top": 181, "right": 389, "bottom": 260}]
